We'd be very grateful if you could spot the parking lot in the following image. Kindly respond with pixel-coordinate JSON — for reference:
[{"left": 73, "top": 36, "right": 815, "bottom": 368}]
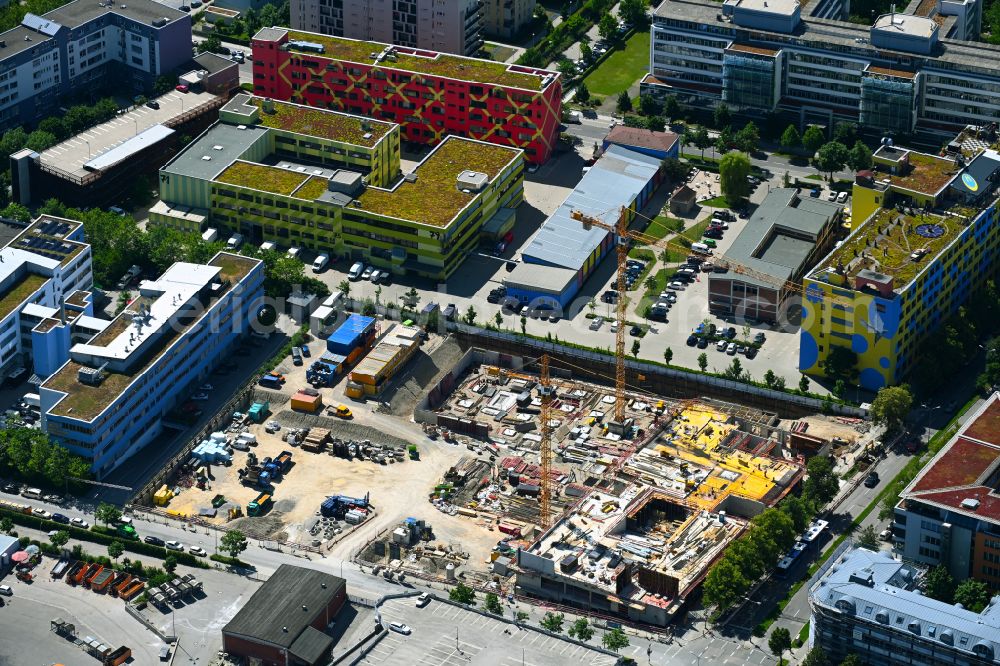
[{"left": 361, "top": 596, "right": 618, "bottom": 666}]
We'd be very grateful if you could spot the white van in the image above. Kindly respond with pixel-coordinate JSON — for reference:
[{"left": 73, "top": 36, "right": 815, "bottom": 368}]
[
  {"left": 22, "top": 487, "right": 42, "bottom": 499},
  {"left": 227, "top": 233, "right": 243, "bottom": 250},
  {"left": 202, "top": 228, "right": 219, "bottom": 243},
  {"left": 312, "top": 253, "right": 330, "bottom": 273},
  {"left": 348, "top": 261, "right": 365, "bottom": 280},
  {"left": 260, "top": 241, "right": 277, "bottom": 252},
  {"left": 23, "top": 393, "right": 40, "bottom": 409},
  {"left": 238, "top": 433, "right": 257, "bottom": 446},
  {"left": 287, "top": 247, "right": 302, "bottom": 260},
  {"left": 691, "top": 242, "right": 711, "bottom": 254}
]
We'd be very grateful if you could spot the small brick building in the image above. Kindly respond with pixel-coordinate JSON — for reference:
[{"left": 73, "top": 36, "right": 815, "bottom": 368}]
[{"left": 222, "top": 564, "right": 347, "bottom": 666}]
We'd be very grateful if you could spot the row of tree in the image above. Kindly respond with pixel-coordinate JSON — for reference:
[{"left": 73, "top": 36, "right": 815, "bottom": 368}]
[
  {"left": 0, "top": 426, "right": 91, "bottom": 492},
  {"left": 205, "top": 1, "right": 289, "bottom": 44},
  {"left": 922, "top": 564, "right": 993, "bottom": 612},
  {"left": 702, "top": 456, "right": 840, "bottom": 611}
]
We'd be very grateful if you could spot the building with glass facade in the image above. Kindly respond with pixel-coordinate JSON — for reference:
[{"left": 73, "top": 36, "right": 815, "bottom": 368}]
[
  {"left": 644, "top": 0, "right": 1000, "bottom": 138},
  {"left": 155, "top": 93, "right": 524, "bottom": 281}
]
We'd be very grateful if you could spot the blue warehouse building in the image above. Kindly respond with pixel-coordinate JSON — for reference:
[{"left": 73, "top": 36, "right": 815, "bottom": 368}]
[
  {"left": 505, "top": 145, "right": 664, "bottom": 309},
  {"left": 39, "top": 253, "right": 264, "bottom": 478},
  {"left": 0, "top": 0, "right": 192, "bottom": 131}
]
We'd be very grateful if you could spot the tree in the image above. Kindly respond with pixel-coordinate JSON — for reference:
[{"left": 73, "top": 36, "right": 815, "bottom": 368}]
[
  {"left": 576, "top": 82, "right": 591, "bottom": 104},
  {"left": 50, "top": 530, "right": 71, "bottom": 550},
  {"left": 870, "top": 385, "right": 913, "bottom": 432},
  {"left": 923, "top": 565, "right": 956, "bottom": 603},
  {"left": 703, "top": 557, "right": 749, "bottom": 610},
  {"left": 462, "top": 305, "right": 478, "bottom": 326},
  {"left": 95, "top": 502, "right": 122, "bottom": 527},
  {"left": 679, "top": 127, "right": 706, "bottom": 163},
  {"left": 802, "top": 125, "right": 826, "bottom": 155},
  {"left": 639, "top": 94, "right": 662, "bottom": 116},
  {"left": 494, "top": 311, "right": 503, "bottom": 329},
  {"left": 631, "top": 339, "right": 641, "bottom": 358},
  {"left": 619, "top": 0, "right": 647, "bottom": 25},
  {"left": 516, "top": 610, "right": 529, "bottom": 622},
  {"left": 857, "top": 525, "right": 879, "bottom": 550},
  {"left": 764, "top": 369, "right": 777, "bottom": 388},
  {"left": 540, "top": 612, "right": 565, "bottom": 633},
  {"left": 664, "top": 347, "right": 673, "bottom": 365},
  {"left": 38, "top": 117, "right": 68, "bottom": 142},
  {"left": 713, "top": 102, "right": 731, "bottom": 129},
  {"left": 520, "top": 315, "right": 527, "bottom": 335},
  {"left": 823, "top": 345, "right": 858, "bottom": 380},
  {"left": 833, "top": 121, "right": 858, "bottom": 145},
  {"left": 220, "top": 530, "right": 248, "bottom": 559},
  {"left": 799, "top": 375, "right": 810, "bottom": 393},
  {"left": 769, "top": 627, "right": 792, "bottom": 665},
  {"left": 483, "top": 592, "right": 503, "bottom": 615},
  {"left": 735, "top": 121, "right": 760, "bottom": 154},
  {"left": 0, "top": 517, "right": 12, "bottom": 535},
  {"left": 164, "top": 555, "right": 178, "bottom": 573},
  {"left": 815, "top": 141, "right": 849, "bottom": 182},
  {"left": 647, "top": 115, "right": 666, "bottom": 133},
  {"left": 780, "top": 124, "right": 801, "bottom": 152},
  {"left": 698, "top": 352, "right": 708, "bottom": 372},
  {"left": 802, "top": 647, "right": 830, "bottom": 666},
  {"left": 663, "top": 95, "right": 681, "bottom": 120},
  {"left": 616, "top": 91, "right": 633, "bottom": 113},
  {"left": 719, "top": 152, "right": 752, "bottom": 205},
  {"left": 557, "top": 58, "right": 576, "bottom": 77},
  {"left": 449, "top": 583, "right": 476, "bottom": 605},
  {"left": 834, "top": 379, "right": 847, "bottom": 398},
  {"left": 715, "top": 126, "right": 733, "bottom": 155},
  {"left": 598, "top": 13, "right": 618, "bottom": 41},
  {"left": 954, "top": 579, "right": 990, "bottom": 612},
  {"left": 780, "top": 495, "right": 810, "bottom": 532},
  {"left": 804, "top": 455, "right": 840, "bottom": 505},
  {"left": 849, "top": 140, "right": 873, "bottom": 171},
  {"left": 568, "top": 618, "right": 594, "bottom": 641},
  {"left": 108, "top": 540, "right": 125, "bottom": 562},
  {"left": 602, "top": 627, "right": 629, "bottom": 652},
  {"left": 1, "top": 203, "right": 30, "bottom": 224},
  {"left": 580, "top": 43, "right": 593, "bottom": 63},
  {"left": 26, "top": 130, "right": 57, "bottom": 152},
  {"left": 840, "top": 655, "right": 863, "bottom": 666}
]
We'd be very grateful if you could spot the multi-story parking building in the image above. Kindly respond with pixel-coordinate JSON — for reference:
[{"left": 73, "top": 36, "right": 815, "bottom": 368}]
[
  {"left": 155, "top": 93, "right": 524, "bottom": 280},
  {"left": 642, "top": 0, "right": 1000, "bottom": 138},
  {"left": 250, "top": 27, "right": 561, "bottom": 163},
  {"left": 799, "top": 142, "right": 1000, "bottom": 389},
  {"left": 893, "top": 393, "right": 1000, "bottom": 590},
  {"left": 809, "top": 546, "right": 1000, "bottom": 666},
  {"left": 39, "top": 253, "right": 264, "bottom": 478},
  {"left": 0, "top": 0, "right": 192, "bottom": 131},
  {"left": 289, "top": 0, "right": 484, "bottom": 57},
  {"left": 0, "top": 217, "right": 97, "bottom": 383}
]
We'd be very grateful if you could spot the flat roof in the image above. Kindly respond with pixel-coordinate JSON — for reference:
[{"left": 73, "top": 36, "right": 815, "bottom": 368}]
[
  {"left": 260, "top": 27, "right": 557, "bottom": 92},
  {"left": 242, "top": 95, "right": 395, "bottom": 147},
  {"left": 162, "top": 121, "right": 270, "bottom": 182},
  {"left": 0, "top": 273, "right": 49, "bottom": 322},
  {"left": 39, "top": 89, "right": 219, "bottom": 180},
  {"left": 872, "top": 13, "right": 937, "bottom": 37},
  {"left": 730, "top": 0, "right": 798, "bottom": 14},
  {"left": 42, "top": 253, "right": 260, "bottom": 421},
  {"left": 522, "top": 146, "right": 665, "bottom": 270},
  {"left": 223, "top": 564, "right": 345, "bottom": 648},
  {"left": 901, "top": 393, "right": 1000, "bottom": 523},
  {"left": 41, "top": 0, "right": 187, "bottom": 29}
]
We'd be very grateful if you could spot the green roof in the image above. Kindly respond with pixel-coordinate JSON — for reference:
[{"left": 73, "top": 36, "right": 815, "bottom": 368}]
[
  {"left": 821, "top": 208, "right": 964, "bottom": 289},
  {"left": 356, "top": 138, "right": 520, "bottom": 227},
  {"left": 252, "top": 97, "right": 393, "bottom": 147},
  {"left": 295, "top": 176, "right": 330, "bottom": 201},
  {"left": 0, "top": 273, "right": 48, "bottom": 321},
  {"left": 217, "top": 161, "right": 309, "bottom": 196},
  {"left": 286, "top": 30, "right": 550, "bottom": 91},
  {"left": 889, "top": 152, "right": 959, "bottom": 196},
  {"left": 210, "top": 252, "right": 260, "bottom": 282}
]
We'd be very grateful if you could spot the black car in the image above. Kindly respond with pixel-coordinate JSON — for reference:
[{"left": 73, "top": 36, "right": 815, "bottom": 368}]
[
  {"left": 51, "top": 513, "right": 70, "bottom": 524},
  {"left": 629, "top": 325, "right": 642, "bottom": 337},
  {"left": 697, "top": 337, "right": 709, "bottom": 349},
  {"left": 601, "top": 290, "right": 618, "bottom": 304},
  {"left": 144, "top": 536, "right": 166, "bottom": 547},
  {"left": 725, "top": 326, "right": 737, "bottom": 339},
  {"left": 145, "top": 99, "right": 160, "bottom": 110},
  {"left": 704, "top": 230, "right": 723, "bottom": 240},
  {"left": 686, "top": 334, "right": 698, "bottom": 346},
  {"left": 708, "top": 323, "right": 717, "bottom": 335},
  {"left": 746, "top": 347, "right": 758, "bottom": 359},
  {"left": 649, "top": 307, "right": 667, "bottom": 322},
  {"left": 864, "top": 472, "right": 880, "bottom": 488},
  {"left": 754, "top": 332, "right": 766, "bottom": 344},
  {"left": 500, "top": 297, "right": 520, "bottom": 315},
  {"left": 1, "top": 483, "right": 18, "bottom": 494}
]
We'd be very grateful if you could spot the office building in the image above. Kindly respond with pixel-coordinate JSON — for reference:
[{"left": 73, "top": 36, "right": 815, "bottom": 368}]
[
  {"left": 809, "top": 546, "right": 1000, "bottom": 665},
  {"left": 39, "top": 252, "right": 264, "bottom": 478},
  {"left": 155, "top": 93, "right": 523, "bottom": 281},
  {"left": 0, "top": 0, "right": 192, "bottom": 131},
  {"left": 642, "top": 0, "right": 999, "bottom": 139},
  {"left": 504, "top": 145, "right": 664, "bottom": 309},
  {"left": 11, "top": 54, "right": 236, "bottom": 208},
  {"left": 251, "top": 27, "right": 561, "bottom": 164},
  {"left": 223, "top": 564, "right": 346, "bottom": 666},
  {"left": 709, "top": 188, "right": 840, "bottom": 323},
  {"left": 0, "top": 216, "right": 104, "bottom": 384},
  {"left": 484, "top": 0, "right": 536, "bottom": 40},
  {"left": 893, "top": 393, "right": 1000, "bottom": 590},
  {"left": 799, "top": 141, "right": 1000, "bottom": 390},
  {"left": 290, "top": 0, "right": 484, "bottom": 56}
]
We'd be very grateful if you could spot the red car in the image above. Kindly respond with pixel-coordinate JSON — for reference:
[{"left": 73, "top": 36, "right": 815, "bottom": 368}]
[{"left": 175, "top": 84, "right": 189, "bottom": 93}]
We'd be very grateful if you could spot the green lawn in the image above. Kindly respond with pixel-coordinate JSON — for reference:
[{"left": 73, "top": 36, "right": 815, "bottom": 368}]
[
  {"left": 583, "top": 30, "right": 651, "bottom": 96},
  {"left": 699, "top": 196, "right": 731, "bottom": 208},
  {"left": 634, "top": 267, "right": 669, "bottom": 316},
  {"left": 644, "top": 215, "right": 684, "bottom": 241}
]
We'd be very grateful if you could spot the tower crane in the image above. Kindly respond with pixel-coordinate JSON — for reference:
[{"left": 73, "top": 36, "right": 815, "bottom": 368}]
[{"left": 538, "top": 354, "right": 555, "bottom": 528}]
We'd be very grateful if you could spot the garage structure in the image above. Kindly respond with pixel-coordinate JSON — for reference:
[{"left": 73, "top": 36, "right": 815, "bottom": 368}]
[{"left": 222, "top": 564, "right": 347, "bottom": 666}]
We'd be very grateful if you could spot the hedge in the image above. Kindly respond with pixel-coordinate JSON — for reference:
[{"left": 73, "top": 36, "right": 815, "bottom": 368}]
[{"left": 0, "top": 508, "right": 208, "bottom": 569}]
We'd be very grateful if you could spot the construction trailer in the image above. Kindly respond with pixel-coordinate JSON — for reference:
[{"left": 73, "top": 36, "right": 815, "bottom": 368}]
[{"left": 345, "top": 324, "right": 421, "bottom": 398}]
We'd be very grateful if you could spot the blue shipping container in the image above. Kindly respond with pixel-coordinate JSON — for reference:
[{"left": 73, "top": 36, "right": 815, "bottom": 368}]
[{"left": 326, "top": 314, "right": 376, "bottom": 355}]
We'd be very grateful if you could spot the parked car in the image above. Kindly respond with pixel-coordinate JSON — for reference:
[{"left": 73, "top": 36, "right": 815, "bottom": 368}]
[
  {"left": 145, "top": 536, "right": 166, "bottom": 547},
  {"left": 629, "top": 325, "right": 642, "bottom": 337},
  {"left": 165, "top": 540, "right": 185, "bottom": 551},
  {"left": 416, "top": 593, "right": 431, "bottom": 607},
  {"left": 697, "top": 337, "right": 709, "bottom": 349},
  {"left": 348, "top": 262, "right": 365, "bottom": 280},
  {"left": 443, "top": 304, "right": 458, "bottom": 321},
  {"left": 754, "top": 332, "right": 766, "bottom": 344},
  {"left": 667, "top": 281, "right": 685, "bottom": 290},
  {"left": 1, "top": 483, "right": 18, "bottom": 494},
  {"left": 175, "top": 84, "right": 189, "bottom": 93},
  {"left": 361, "top": 266, "right": 374, "bottom": 280},
  {"left": 827, "top": 190, "right": 837, "bottom": 201},
  {"left": 190, "top": 546, "right": 208, "bottom": 557},
  {"left": 51, "top": 513, "right": 70, "bottom": 524},
  {"left": 725, "top": 327, "right": 737, "bottom": 339},
  {"left": 837, "top": 191, "right": 849, "bottom": 204},
  {"left": 726, "top": 343, "right": 737, "bottom": 355},
  {"left": 70, "top": 517, "right": 89, "bottom": 529},
  {"left": 879, "top": 528, "right": 892, "bottom": 541},
  {"left": 35, "top": 509, "right": 52, "bottom": 519},
  {"left": 717, "top": 339, "right": 728, "bottom": 351},
  {"left": 389, "top": 622, "right": 412, "bottom": 635},
  {"left": 0, "top": 585, "right": 12, "bottom": 596},
  {"left": 746, "top": 347, "right": 758, "bottom": 359},
  {"left": 864, "top": 472, "right": 880, "bottom": 488},
  {"left": 810, "top": 188, "right": 821, "bottom": 198},
  {"left": 687, "top": 334, "right": 698, "bottom": 346},
  {"left": 589, "top": 316, "right": 604, "bottom": 330},
  {"left": 146, "top": 99, "right": 160, "bottom": 110}
]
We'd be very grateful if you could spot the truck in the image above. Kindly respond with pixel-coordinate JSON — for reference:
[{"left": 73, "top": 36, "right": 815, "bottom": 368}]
[
  {"left": 201, "top": 228, "right": 219, "bottom": 243},
  {"left": 275, "top": 450, "right": 293, "bottom": 473},
  {"left": 241, "top": 466, "right": 272, "bottom": 489},
  {"left": 259, "top": 374, "right": 282, "bottom": 390},
  {"left": 247, "top": 493, "right": 272, "bottom": 516},
  {"left": 320, "top": 493, "right": 370, "bottom": 519}
]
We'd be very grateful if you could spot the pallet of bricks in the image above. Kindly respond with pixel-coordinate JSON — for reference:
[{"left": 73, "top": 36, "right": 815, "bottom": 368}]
[{"left": 302, "top": 427, "right": 330, "bottom": 453}]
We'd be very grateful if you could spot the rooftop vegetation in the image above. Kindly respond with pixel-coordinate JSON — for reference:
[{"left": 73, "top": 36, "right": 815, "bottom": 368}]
[
  {"left": 286, "top": 31, "right": 548, "bottom": 91},
  {"left": 210, "top": 253, "right": 260, "bottom": 283},
  {"left": 356, "top": 138, "right": 519, "bottom": 227},
  {"left": 821, "top": 208, "right": 964, "bottom": 288},
  {"left": 0, "top": 273, "right": 48, "bottom": 321},
  {"left": 888, "top": 152, "right": 959, "bottom": 196},
  {"left": 217, "top": 161, "right": 309, "bottom": 196},
  {"left": 294, "top": 176, "right": 330, "bottom": 201},
  {"left": 252, "top": 98, "right": 392, "bottom": 147}
]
